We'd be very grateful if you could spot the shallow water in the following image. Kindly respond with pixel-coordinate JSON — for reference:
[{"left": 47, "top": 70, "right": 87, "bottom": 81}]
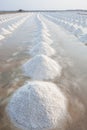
[
  {"left": 42, "top": 14, "right": 87, "bottom": 130},
  {"left": 0, "top": 12, "right": 87, "bottom": 130}
]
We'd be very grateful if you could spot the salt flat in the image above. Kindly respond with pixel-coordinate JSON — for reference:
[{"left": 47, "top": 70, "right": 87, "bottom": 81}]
[{"left": 0, "top": 11, "right": 87, "bottom": 130}]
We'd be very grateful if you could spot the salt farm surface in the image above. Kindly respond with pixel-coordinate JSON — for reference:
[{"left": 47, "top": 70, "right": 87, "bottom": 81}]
[{"left": 0, "top": 11, "right": 87, "bottom": 130}]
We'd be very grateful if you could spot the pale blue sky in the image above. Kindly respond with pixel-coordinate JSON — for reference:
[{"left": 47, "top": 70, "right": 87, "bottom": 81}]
[{"left": 0, "top": 0, "right": 87, "bottom": 11}]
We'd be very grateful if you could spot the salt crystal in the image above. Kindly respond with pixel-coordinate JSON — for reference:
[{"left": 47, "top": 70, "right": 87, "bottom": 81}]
[
  {"left": 6, "top": 81, "right": 67, "bottom": 130},
  {"left": 22, "top": 55, "right": 62, "bottom": 80},
  {"left": 30, "top": 42, "right": 55, "bottom": 56}
]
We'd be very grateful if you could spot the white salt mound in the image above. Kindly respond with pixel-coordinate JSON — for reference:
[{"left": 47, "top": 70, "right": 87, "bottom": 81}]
[
  {"left": 42, "top": 30, "right": 51, "bottom": 37},
  {"left": 12, "top": 24, "right": 18, "bottom": 29},
  {"left": 2, "top": 28, "right": 11, "bottom": 35},
  {"left": 42, "top": 34, "right": 53, "bottom": 44},
  {"left": 30, "top": 42, "right": 55, "bottom": 56},
  {"left": 8, "top": 25, "right": 14, "bottom": 31},
  {"left": 6, "top": 81, "right": 67, "bottom": 130},
  {"left": 42, "top": 22, "right": 48, "bottom": 31},
  {"left": 0, "top": 35, "right": 5, "bottom": 40},
  {"left": 22, "top": 55, "right": 62, "bottom": 80}
]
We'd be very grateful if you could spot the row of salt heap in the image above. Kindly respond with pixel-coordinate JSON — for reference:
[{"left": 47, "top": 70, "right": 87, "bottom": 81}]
[
  {"left": 6, "top": 13, "right": 68, "bottom": 130},
  {"left": 0, "top": 15, "right": 30, "bottom": 41}
]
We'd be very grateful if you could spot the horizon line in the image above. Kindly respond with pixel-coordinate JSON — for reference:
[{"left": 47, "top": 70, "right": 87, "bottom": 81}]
[{"left": 0, "top": 9, "right": 87, "bottom": 12}]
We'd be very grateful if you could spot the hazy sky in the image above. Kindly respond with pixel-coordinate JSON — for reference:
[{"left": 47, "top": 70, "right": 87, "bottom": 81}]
[{"left": 0, "top": 0, "right": 87, "bottom": 10}]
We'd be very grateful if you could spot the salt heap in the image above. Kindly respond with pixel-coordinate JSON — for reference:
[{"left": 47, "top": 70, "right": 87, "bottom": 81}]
[
  {"left": 36, "top": 34, "right": 52, "bottom": 45},
  {"left": 42, "top": 34, "right": 53, "bottom": 44},
  {"left": 2, "top": 28, "right": 11, "bottom": 35},
  {"left": 22, "top": 55, "right": 61, "bottom": 80},
  {"left": 42, "top": 30, "right": 51, "bottom": 37},
  {"left": 0, "top": 34, "right": 5, "bottom": 40},
  {"left": 12, "top": 24, "right": 18, "bottom": 29},
  {"left": 6, "top": 81, "right": 67, "bottom": 130},
  {"left": 8, "top": 25, "right": 15, "bottom": 31},
  {"left": 30, "top": 42, "right": 55, "bottom": 56}
]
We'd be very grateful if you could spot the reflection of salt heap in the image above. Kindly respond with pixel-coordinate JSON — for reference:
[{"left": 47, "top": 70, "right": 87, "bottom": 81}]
[
  {"left": 6, "top": 81, "right": 67, "bottom": 130},
  {"left": 30, "top": 42, "right": 55, "bottom": 56},
  {"left": 22, "top": 55, "right": 61, "bottom": 80}
]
